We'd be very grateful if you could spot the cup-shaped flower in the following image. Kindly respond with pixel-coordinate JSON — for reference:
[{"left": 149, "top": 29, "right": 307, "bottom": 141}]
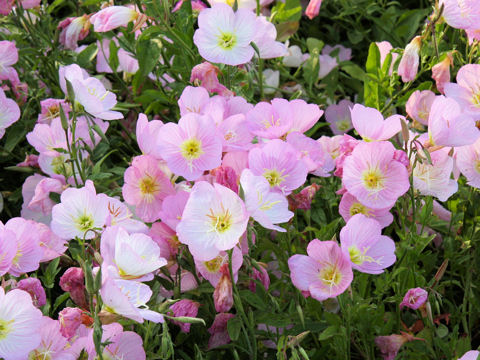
[
  {"left": 428, "top": 95, "right": 480, "bottom": 147},
  {"left": 246, "top": 98, "right": 293, "bottom": 139},
  {"left": 405, "top": 90, "right": 435, "bottom": 126},
  {"left": 101, "top": 226, "right": 167, "bottom": 281},
  {"left": 240, "top": 169, "right": 293, "bottom": 232},
  {"left": 0, "top": 88, "right": 20, "bottom": 139},
  {"left": 157, "top": 113, "right": 222, "bottom": 181},
  {"left": 0, "top": 222, "right": 16, "bottom": 276},
  {"left": 351, "top": 104, "right": 403, "bottom": 141},
  {"left": 193, "top": 4, "right": 257, "bottom": 66},
  {"left": 51, "top": 180, "right": 109, "bottom": 240},
  {"left": 248, "top": 139, "right": 308, "bottom": 195},
  {"left": 340, "top": 214, "right": 396, "bottom": 274},
  {"left": 459, "top": 350, "right": 480, "bottom": 360},
  {"left": 195, "top": 247, "right": 243, "bottom": 287},
  {"left": 399, "top": 287, "right": 428, "bottom": 310},
  {"left": 288, "top": 240, "right": 353, "bottom": 301},
  {"left": 342, "top": 141, "right": 410, "bottom": 209},
  {"left": 444, "top": 64, "right": 480, "bottom": 118},
  {"left": 0, "top": 288, "right": 43, "bottom": 360},
  {"left": 325, "top": 99, "right": 354, "bottom": 135},
  {"left": 177, "top": 181, "right": 249, "bottom": 261},
  {"left": 136, "top": 113, "right": 164, "bottom": 156},
  {"left": 440, "top": 0, "right": 480, "bottom": 29},
  {"left": 29, "top": 316, "right": 76, "bottom": 360},
  {"left": 122, "top": 155, "right": 175, "bottom": 223}
]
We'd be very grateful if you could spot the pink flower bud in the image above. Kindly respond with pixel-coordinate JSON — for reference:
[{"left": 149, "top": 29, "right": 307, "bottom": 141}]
[
  {"left": 169, "top": 299, "right": 201, "bottom": 333},
  {"left": 16, "top": 278, "right": 46, "bottom": 307},
  {"left": 288, "top": 183, "right": 321, "bottom": 211},
  {"left": 212, "top": 166, "right": 239, "bottom": 193},
  {"left": 208, "top": 313, "right": 235, "bottom": 349},
  {"left": 90, "top": 6, "right": 139, "bottom": 33},
  {"left": 16, "top": 154, "right": 39, "bottom": 168},
  {"left": 398, "top": 36, "right": 421, "bottom": 82},
  {"left": 190, "top": 62, "right": 234, "bottom": 97},
  {"left": 213, "top": 265, "right": 233, "bottom": 313},
  {"left": 60, "top": 267, "right": 88, "bottom": 309},
  {"left": 399, "top": 287, "right": 428, "bottom": 310},
  {"left": 58, "top": 307, "right": 84, "bottom": 339},
  {"left": 375, "top": 332, "right": 423, "bottom": 360},
  {"left": 431, "top": 53, "right": 453, "bottom": 94},
  {"left": 305, "top": 0, "right": 322, "bottom": 20},
  {"left": 249, "top": 265, "right": 270, "bottom": 292}
]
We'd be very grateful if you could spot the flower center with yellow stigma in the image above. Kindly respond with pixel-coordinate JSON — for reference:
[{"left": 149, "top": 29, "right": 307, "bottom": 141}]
[
  {"left": 207, "top": 207, "right": 232, "bottom": 234},
  {"left": 319, "top": 265, "right": 342, "bottom": 288},
  {"left": 204, "top": 256, "right": 225, "bottom": 273},
  {"left": 257, "top": 191, "right": 281, "bottom": 211},
  {"left": 218, "top": 32, "right": 237, "bottom": 50},
  {"left": 0, "top": 319, "right": 13, "bottom": 340},
  {"left": 348, "top": 245, "right": 378, "bottom": 266},
  {"left": 263, "top": 169, "right": 286, "bottom": 187},
  {"left": 46, "top": 105, "right": 60, "bottom": 120},
  {"left": 224, "top": 131, "right": 236, "bottom": 141},
  {"left": 262, "top": 115, "right": 281, "bottom": 129},
  {"left": 337, "top": 119, "right": 350, "bottom": 131},
  {"left": 349, "top": 202, "right": 369, "bottom": 217},
  {"left": 473, "top": 92, "right": 480, "bottom": 108},
  {"left": 29, "top": 349, "right": 53, "bottom": 360},
  {"left": 362, "top": 167, "right": 385, "bottom": 191},
  {"left": 180, "top": 138, "right": 203, "bottom": 161},
  {"left": 51, "top": 155, "right": 72, "bottom": 176},
  {"left": 76, "top": 213, "right": 94, "bottom": 232},
  {"left": 475, "top": 160, "right": 480, "bottom": 174},
  {"left": 87, "top": 86, "right": 109, "bottom": 101},
  {"left": 139, "top": 175, "right": 159, "bottom": 197}
]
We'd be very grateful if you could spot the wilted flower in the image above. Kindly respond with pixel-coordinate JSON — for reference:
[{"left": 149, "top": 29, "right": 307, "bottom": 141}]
[
  {"left": 375, "top": 332, "right": 423, "bottom": 360},
  {"left": 16, "top": 277, "right": 46, "bottom": 307},
  {"left": 432, "top": 53, "right": 453, "bottom": 94},
  {"left": 169, "top": 299, "right": 201, "bottom": 333},
  {"left": 208, "top": 313, "right": 235, "bottom": 349},
  {"left": 399, "top": 287, "right": 428, "bottom": 310}
]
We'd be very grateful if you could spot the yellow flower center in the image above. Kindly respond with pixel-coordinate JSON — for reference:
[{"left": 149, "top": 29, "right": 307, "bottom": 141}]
[
  {"left": 46, "top": 105, "right": 60, "bottom": 120},
  {"left": 349, "top": 202, "right": 369, "bottom": 217},
  {"left": 473, "top": 92, "right": 480, "bottom": 108},
  {"left": 207, "top": 207, "right": 232, "bottom": 234},
  {"left": 262, "top": 115, "right": 281, "bottom": 129},
  {"left": 362, "top": 168, "right": 385, "bottom": 191},
  {"left": 337, "top": 119, "right": 350, "bottom": 131},
  {"left": 263, "top": 169, "right": 286, "bottom": 187},
  {"left": 76, "top": 213, "right": 94, "bottom": 232},
  {"left": 180, "top": 138, "right": 204, "bottom": 161},
  {"left": 218, "top": 32, "right": 237, "bottom": 50},
  {"left": 204, "top": 256, "right": 224, "bottom": 273},
  {"left": 139, "top": 176, "right": 159, "bottom": 196},
  {"left": 0, "top": 319, "right": 13, "bottom": 340},
  {"left": 475, "top": 160, "right": 480, "bottom": 174},
  {"left": 348, "top": 246, "right": 363, "bottom": 265},
  {"left": 319, "top": 265, "right": 342, "bottom": 288}
]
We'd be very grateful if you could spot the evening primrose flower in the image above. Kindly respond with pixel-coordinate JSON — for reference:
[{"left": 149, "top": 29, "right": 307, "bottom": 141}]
[
  {"left": 193, "top": 4, "right": 257, "bottom": 66},
  {"left": 325, "top": 99, "right": 354, "bottom": 135},
  {"left": 0, "top": 288, "right": 43, "bottom": 360},
  {"left": 0, "top": 87, "right": 20, "bottom": 139},
  {"left": 456, "top": 138, "right": 480, "bottom": 188},
  {"left": 338, "top": 191, "right": 393, "bottom": 229},
  {"left": 90, "top": 6, "right": 144, "bottom": 32},
  {"left": 340, "top": 214, "right": 396, "bottom": 274},
  {"left": 444, "top": 64, "right": 480, "bottom": 118},
  {"left": 177, "top": 181, "right": 249, "bottom": 261},
  {"left": 288, "top": 240, "right": 353, "bottom": 301},
  {"left": 399, "top": 287, "right": 428, "bottom": 310},
  {"left": 350, "top": 104, "right": 403, "bottom": 141}
]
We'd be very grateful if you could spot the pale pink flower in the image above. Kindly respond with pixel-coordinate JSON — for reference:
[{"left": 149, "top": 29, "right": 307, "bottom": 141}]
[
  {"left": 456, "top": 138, "right": 480, "bottom": 188},
  {"left": 325, "top": 99, "right": 354, "bottom": 135},
  {"left": 59, "top": 15, "right": 90, "bottom": 50},
  {"left": 466, "top": 28, "right": 480, "bottom": 44},
  {"left": 289, "top": 99, "right": 323, "bottom": 134},
  {"left": 286, "top": 131, "right": 331, "bottom": 173},
  {"left": 104, "top": 196, "right": 148, "bottom": 234},
  {"left": 428, "top": 95, "right": 480, "bottom": 147},
  {"left": 0, "top": 288, "right": 43, "bottom": 360},
  {"left": 28, "top": 177, "right": 64, "bottom": 217},
  {"left": 459, "top": 350, "right": 480, "bottom": 360},
  {"left": 90, "top": 6, "right": 140, "bottom": 32},
  {"left": 51, "top": 180, "right": 110, "bottom": 240},
  {"left": 413, "top": 148, "right": 458, "bottom": 201},
  {"left": 375, "top": 332, "right": 423, "bottom": 360},
  {"left": 340, "top": 214, "right": 396, "bottom": 274},
  {"left": 351, "top": 104, "right": 403, "bottom": 141},
  {"left": 190, "top": 62, "right": 233, "bottom": 96},
  {"left": 27, "top": 117, "right": 67, "bottom": 156},
  {"left": 195, "top": 248, "right": 243, "bottom": 287},
  {"left": 399, "top": 287, "right": 428, "bottom": 310},
  {"left": 0, "top": 40, "right": 19, "bottom": 83},
  {"left": 211, "top": 165, "right": 239, "bottom": 193},
  {"left": 178, "top": 86, "right": 210, "bottom": 116},
  {"left": 222, "top": 150, "right": 249, "bottom": 179},
  {"left": 136, "top": 113, "right": 164, "bottom": 156},
  {"left": 283, "top": 45, "right": 304, "bottom": 68},
  {"left": 177, "top": 181, "right": 249, "bottom": 261},
  {"left": 440, "top": 0, "right": 480, "bottom": 29},
  {"left": 0, "top": 222, "right": 16, "bottom": 276},
  {"left": 173, "top": 0, "right": 207, "bottom": 12},
  {"left": 406, "top": 90, "right": 436, "bottom": 126},
  {"left": 4, "top": 218, "right": 43, "bottom": 277},
  {"left": 240, "top": 169, "right": 293, "bottom": 232},
  {"left": 122, "top": 155, "right": 175, "bottom": 222},
  {"left": 17, "top": 154, "right": 39, "bottom": 168},
  {"left": 29, "top": 316, "right": 76, "bottom": 360},
  {"left": 100, "top": 226, "right": 167, "bottom": 281},
  {"left": 0, "top": 87, "right": 20, "bottom": 139},
  {"left": 305, "top": 0, "right": 322, "bottom": 19},
  {"left": 21, "top": 174, "right": 53, "bottom": 224},
  {"left": 342, "top": 141, "right": 410, "bottom": 209},
  {"left": 208, "top": 313, "right": 235, "bottom": 349},
  {"left": 0, "top": 0, "right": 14, "bottom": 15},
  {"left": 149, "top": 222, "right": 179, "bottom": 261},
  {"left": 252, "top": 16, "right": 287, "bottom": 59},
  {"left": 444, "top": 64, "right": 480, "bottom": 118},
  {"left": 156, "top": 113, "right": 223, "bottom": 181},
  {"left": 398, "top": 36, "right": 421, "bottom": 82},
  {"left": 158, "top": 190, "right": 190, "bottom": 231},
  {"left": 217, "top": 114, "right": 254, "bottom": 152},
  {"left": 339, "top": 191, "right": 393, "bottom": 228},
  {"left": 207, "top": 0, "right": 256, "bottom": 10},
  {"left": 17, "top": 277, "right": 46, "bottom": 307},
  {"left": 322, "top": 44, "right": 351, "bottom": 62},
  {"left": 37, "top": 98, "right": 71, "bottom": 124},
  {"left": 193, "top": 4, "right": 257, "bottom": 66},
  {"left": 318, "top": 54, "right": 338, "bottom": 79},
  {"left": 262, "top": 69, "right": 279, "bottom": 95},
  {"left": 432, "top": 53, "right": 453, "bottom": 94},
  {"left": 288, "top": 240, "right": 353, "bottom": 301},
  {"left": 246, "top": 98, "right": 293, "bottom": 139},
  {"left": 318, "top": 135, "right": 343, "bottom": 161},
  {"left": 169, "top": 299, "right": 200, "bottom": 333},
  {"left": 58, "top": 307, "right": 87, "bottom": 340},
  {"left": 333, "top": 134, "right": 361, "bottom": 177},
  {"left": 118, "top": 47, "right": 139, "bottom": 74},
  {"left": 59, "top": 268, "right": 87, "bottom": 309},
  {"left": 248, "top": 139, "right": 308, "bottom": 195}
]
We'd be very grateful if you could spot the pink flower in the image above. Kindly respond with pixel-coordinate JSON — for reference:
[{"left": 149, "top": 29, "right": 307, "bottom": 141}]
[
  {"left": 240, "top": 169, "right": 293, "bottom": 232},
  {"left": 252, "top": 16, "right": 287, "bottom": 59},
  {"left": 289, "top": 99, "right": 323, "bottom": 134},
  {"left": 325, "top": 99, "right": 354, "bottom": 135},
  {"left": 177, "top": 181, "right": 249, "bottom": 261},
  {"left": 398, "top": 36, "right": 421, "bottom": 82},
  {"left": 322, "top": 44, "right": 351, "bottom": 62},
  {"left": 37, "top": 98, "right": 71, "bottom": 125},
  {"left": 122, "top": 155, "right": 175, "bottom": 223},
  {"left": 156, "top": 113, "right": 222, "bottom": 181},
  {"left": 104, "top": 196, "right": 148, "bottom": 234},
  {"left": 456, "top": 138, "right": 480, "bottom": 188},
  {"left": 0, "top": 223, "right": 16, "bottom": 276},
  {"left": 169, "top": 299, "right": 200, "bottom": 333},
  {"left": 342, "top": 141, "right": 410, "bottom": 209},
  {"left": 17, "top": 154, "right": 39, "bottom": 168},
  {"left": 173, "top": 0, "right": 207, "bottom": 12},
  {"left": 248, "top": 139, "right": 308, "bottom": 195},
  {"left": 0, "top": 288, "right": 43, "bottom": 359},
  {"left": 249, "top": 265, "right": 270, "bottom": 292},
  {"left": 246, "top": 98, "right": 293, "bottom": 139},
  {"left": 375, "top": 333, "right": 422, "bottom": 360},
  {"left": 428, "top": 95, "right": 480, "bottom": 147},
  {"left": 60, "top": 267, "right": 87, "bottom": 309},
  {"left": 444, "top": 64, "right": 480, "bottom": 118},
  {"left": 432, "top": 53, "right": 453, "bottom": 94},
  {"left": 28, "top": 177, "right": 64, "bottom": 217},
  {"left": 4, "top": 218, "right": 43, "bottom": 277},
  {"left": 339, "top": 191, "right": 393, "bottom": 228},
  {"left": 135, "top": 114, "right": 164, "bottom": 156},
  {"left": 305, "top": 0, "right": 322, "bottom": 19},
  {"left": 318, "top": 54, "right": 338, "bottom": 79},
  {"left": 0, "top": 87, "right": 20, "bottom": 139},
  {"left": 178, "top": 86, "right": 210, "bottom": 116},
  {"left": 350, "top": 104, "right": 403, "bottom": 141},
  {"left": 195, "top": 248, "right": 243, "bottom": 287},
  {"left": 459, "top": 350, "right": 480, "bottom": 360},
  {"left": 213, "top": 266, "right": 234, "bottom": 312},
  {"left": 16, "top": 278, "right": 46, "bottom": 307},
  {"left": 340, "top": 214, "right": 396, "bottom": 274},
  {"left": 399, "top": 287, "right": 428, "bottom": 310},
  {"left": 217, "top": 114, "right": 254, "bottom": 153},
  {"left": 211, "top": 165, "right": 239, "bottom": 193},
  {"left": 58, "top": 307, "right": 84, "bottom": 339},
  {"left": 158, "top": 190, "right": 190, "bottom": 231},
  {"left": 288, "top": 240, "right": 353, "bottom": 301},
  {"left": 90, "top": 6, "right": 140, "bottom": 32},
  {"left": 51, "top": 180, "right": 109, "bottom": 240},
  {"left": 406, "top": 90, "right": 436, "bottom": 126},
  {"left": 440, "top": 0, "right": 480, "bottom": 30},
  {"left": 193, "top": 4, "right": 257, "bottom": 66},
  {"left": 59, "top": 15, "right": 90, "bottom": 50},
  {"left": 29, "top": 316, "right": 76, "bottom": 360},
  {"left": 0, "top": 40, "right": 19, "bottom": 83},
  {"left": 208, "top": 313, "right": 235, "bottom": 349},
  {"left": 0, "top": 0, "right": 14, "bottom": 15},
  {"left": 190, "top": 62, "right": 233, "bottom": 96}
]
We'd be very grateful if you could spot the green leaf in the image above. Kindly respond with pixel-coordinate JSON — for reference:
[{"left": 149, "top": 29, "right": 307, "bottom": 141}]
[
  {"left": 108, "top": 40, "right": 119, "bottom": 73},
  {"left": 275, "top": 21, "right": 299, "bottom": 42},
  {"left": 52, "top": 292, "right": 70, "bottom": 313},
  {"left": 77, "top": 43, "right": 99, "bottom": 69},
  {"left": 227, "top": 317, "right": 242, "bottom": 341},
  {"left": 318, "top": 325, "right": 338, "bottom": 341},
  {"left": 134, "top": 37, "right": 163, "bottom": 91},
  {"left": 42, "top": 257, "right": 61, "bottom": 289},
  {"left": 306, "top": 38, "right": 324, "bottom": 54},
  {"left": 364, "top": 42, "right": 381, "bottom": 109}
]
